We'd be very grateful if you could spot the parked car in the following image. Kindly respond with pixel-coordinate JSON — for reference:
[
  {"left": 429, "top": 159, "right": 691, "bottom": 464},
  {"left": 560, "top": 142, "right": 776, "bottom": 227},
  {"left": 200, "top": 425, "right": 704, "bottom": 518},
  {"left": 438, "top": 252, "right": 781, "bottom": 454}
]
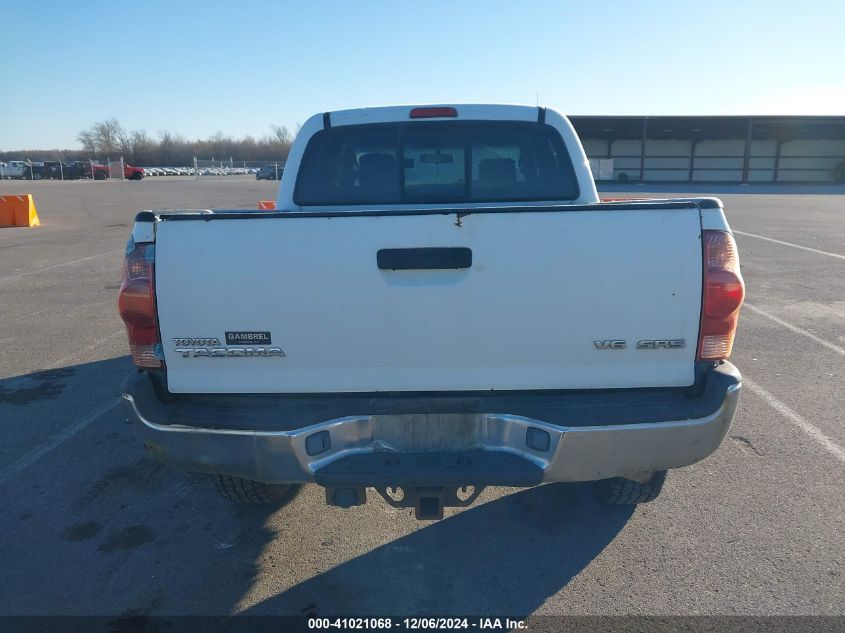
[
  {"left": 86, "top": 163, "right": 144, "bottom": 180},
  {"left": 58, "top": 161, "right": 87, "bottom": 179},
  {"left": 21, "top": 162, "right": 49, "bottom": 179},
  {"left": 65, "top": 161, "right": 95, "bottom": 179},
  {"left": 87, "top": 163, "right": 109, "bottom": 180},
  {"left": 119, "top": 104, "right": 745, "bottom": 520},
  {"left": 256, "top": 164, "right": 284, "bottom": 180},
  {"left": 0, "top": 160, "right": 27, "bottom": 179},
  {"left": 125, "top": 164, "right": 145, "bottom": 180}
]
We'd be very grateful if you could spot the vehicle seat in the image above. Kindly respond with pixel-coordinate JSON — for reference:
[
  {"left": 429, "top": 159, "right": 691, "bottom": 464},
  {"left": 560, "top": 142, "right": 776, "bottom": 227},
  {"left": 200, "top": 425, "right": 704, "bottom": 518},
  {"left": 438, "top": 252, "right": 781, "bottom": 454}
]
[
  {"left": 358, "top": 153, "right": 397, "bottom": 196},
  {"left": 478, "top": 158, "right": 516, "bottom": 184},
  {"left": 518, "top": 151, "right": 539, "bottom": 183}
]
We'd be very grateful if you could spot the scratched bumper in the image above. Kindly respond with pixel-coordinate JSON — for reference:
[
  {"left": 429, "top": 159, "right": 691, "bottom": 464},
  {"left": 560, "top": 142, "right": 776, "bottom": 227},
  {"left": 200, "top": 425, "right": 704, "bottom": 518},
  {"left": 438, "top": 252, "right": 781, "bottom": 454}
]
[{"left": 121, "top": 364, "right": 741, "bottom": 486}]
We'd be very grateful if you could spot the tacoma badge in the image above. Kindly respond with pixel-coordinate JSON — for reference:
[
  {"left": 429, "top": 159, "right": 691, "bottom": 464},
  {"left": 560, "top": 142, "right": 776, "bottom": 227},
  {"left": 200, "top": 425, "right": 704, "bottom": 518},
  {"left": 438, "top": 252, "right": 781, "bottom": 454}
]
[{"left": 174, "top": 347, "right": 285, "bottom": 358}]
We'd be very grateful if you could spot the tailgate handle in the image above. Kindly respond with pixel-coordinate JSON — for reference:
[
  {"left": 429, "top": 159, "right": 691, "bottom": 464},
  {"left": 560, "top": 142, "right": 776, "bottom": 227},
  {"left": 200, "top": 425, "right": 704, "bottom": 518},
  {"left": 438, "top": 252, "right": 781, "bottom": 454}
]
[{"left": 377, "top": 247, "right": 472, "bottom": 270}]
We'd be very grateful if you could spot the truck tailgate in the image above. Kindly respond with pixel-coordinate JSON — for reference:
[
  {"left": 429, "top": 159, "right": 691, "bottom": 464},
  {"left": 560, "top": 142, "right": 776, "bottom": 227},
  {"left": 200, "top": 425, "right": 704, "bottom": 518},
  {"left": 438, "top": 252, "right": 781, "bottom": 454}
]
[{"left": 154, "top": 206, "right": 702, "bottom": 393}]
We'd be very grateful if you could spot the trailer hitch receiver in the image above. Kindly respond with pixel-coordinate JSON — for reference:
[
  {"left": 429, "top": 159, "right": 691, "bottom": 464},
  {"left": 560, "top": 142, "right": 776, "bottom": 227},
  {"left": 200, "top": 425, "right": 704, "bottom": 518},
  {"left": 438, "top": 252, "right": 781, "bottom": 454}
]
[{"left": 377, "top": 485, "right": 484, "bottom": 520}]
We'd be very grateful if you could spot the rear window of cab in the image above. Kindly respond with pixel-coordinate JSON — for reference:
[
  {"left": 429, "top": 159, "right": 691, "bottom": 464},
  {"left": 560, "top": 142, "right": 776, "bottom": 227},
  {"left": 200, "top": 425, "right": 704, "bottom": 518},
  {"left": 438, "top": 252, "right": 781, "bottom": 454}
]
[{"left": 293, "top": 121, "right": 580, "bottom": 206}]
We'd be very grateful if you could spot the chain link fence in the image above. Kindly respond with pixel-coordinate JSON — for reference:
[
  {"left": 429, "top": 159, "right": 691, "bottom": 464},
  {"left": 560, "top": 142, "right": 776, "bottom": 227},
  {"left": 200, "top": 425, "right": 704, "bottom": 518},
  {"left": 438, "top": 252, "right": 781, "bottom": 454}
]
[
  {"left": 107, "top": 159, "right": 125, "bottom": 180},
  {"left": 2, "top": 156, "right": 288, "bottom": 182},
  {"left": 0, "top": 158, "right": 126, "bottom": 181},
  {"left": 190, "top": 158, "right": 285, "bottom": 181}
]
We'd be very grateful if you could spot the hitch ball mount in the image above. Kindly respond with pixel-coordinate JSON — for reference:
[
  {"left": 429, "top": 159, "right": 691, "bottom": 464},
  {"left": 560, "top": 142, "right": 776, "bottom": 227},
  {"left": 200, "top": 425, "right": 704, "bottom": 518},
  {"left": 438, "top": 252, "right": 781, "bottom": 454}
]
[{"left": 324, "top": 485, "right": 485, "bottom": 520}]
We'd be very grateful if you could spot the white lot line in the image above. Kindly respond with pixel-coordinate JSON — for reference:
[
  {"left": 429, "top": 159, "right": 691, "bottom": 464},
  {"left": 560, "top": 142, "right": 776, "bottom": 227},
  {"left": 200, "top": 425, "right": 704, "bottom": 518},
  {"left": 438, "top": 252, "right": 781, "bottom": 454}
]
[
  {"left": 45, "top": 328, "right": 126, "bottom": 370},
  {"left": 0, "top": 329, "right": 127, "bottom": 485},
  {"left": 13, "top": 307, "right": 49, "bottom": 321},
  {"left": 0, "top": 398, "right": 121, "bottom": 485},
  {"left": 0, "top": 248, "right": 123, "bottom": 283},
  {"left": 743, "top": 378, "right": 845, "bottom": 465},
  {"left": 733, "top": 230, "right": 845, "bottom": 261},
  {"left": 744, "top": 303, "right": 845, "bottom": 357},
  {"left": 741, "top": 301, "right": 845, "bottom": 464}
]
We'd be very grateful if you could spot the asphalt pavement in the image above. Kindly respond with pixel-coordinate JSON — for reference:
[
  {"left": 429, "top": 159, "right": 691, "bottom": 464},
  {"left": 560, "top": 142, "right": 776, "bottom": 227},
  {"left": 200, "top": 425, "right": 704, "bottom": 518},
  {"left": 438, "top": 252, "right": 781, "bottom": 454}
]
[{"left": 0, "top": 178, "right": 842, "bottom": 620}]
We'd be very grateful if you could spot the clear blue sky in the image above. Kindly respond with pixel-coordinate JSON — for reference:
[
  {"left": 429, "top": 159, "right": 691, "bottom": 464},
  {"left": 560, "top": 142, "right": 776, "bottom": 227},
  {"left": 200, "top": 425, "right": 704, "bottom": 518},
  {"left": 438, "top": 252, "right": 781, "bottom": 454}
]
[{"left": 2, "top": 0, "right": 843, "bottom": 150}]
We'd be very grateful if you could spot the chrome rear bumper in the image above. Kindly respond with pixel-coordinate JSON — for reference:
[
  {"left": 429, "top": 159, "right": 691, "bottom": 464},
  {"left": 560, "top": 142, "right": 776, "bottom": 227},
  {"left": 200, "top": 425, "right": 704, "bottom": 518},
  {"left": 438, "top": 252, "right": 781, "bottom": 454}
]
[{"left": 121, "top": 363, "right": 740, "bottom": 486}]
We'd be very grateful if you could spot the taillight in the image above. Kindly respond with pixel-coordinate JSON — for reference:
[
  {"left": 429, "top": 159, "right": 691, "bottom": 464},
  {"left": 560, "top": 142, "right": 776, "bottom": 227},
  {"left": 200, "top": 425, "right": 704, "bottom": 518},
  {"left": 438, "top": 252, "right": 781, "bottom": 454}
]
[
  {"left": 697, "top": 230, "right": 745, "bottom": 361},
  {"left": 118, "top": 241, "right": 162, "bottom": 367},
  {"left": 409, "top": 107, "right": 458, "bottom": 119}
]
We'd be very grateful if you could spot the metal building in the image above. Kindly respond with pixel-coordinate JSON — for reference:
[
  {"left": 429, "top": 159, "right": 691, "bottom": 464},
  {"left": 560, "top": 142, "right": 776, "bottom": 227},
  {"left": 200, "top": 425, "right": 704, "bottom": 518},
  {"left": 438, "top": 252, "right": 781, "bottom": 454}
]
[{"left": 569, "top": 116, "right": 845, "bottom": 183}]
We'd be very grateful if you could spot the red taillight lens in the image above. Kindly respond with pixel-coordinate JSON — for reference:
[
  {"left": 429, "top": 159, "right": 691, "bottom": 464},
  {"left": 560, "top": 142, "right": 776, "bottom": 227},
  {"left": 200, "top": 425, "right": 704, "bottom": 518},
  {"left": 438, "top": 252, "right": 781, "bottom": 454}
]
[
  {"left": 118, "top": 242, "right": 162, "bottom": 367},
  {"left": 698, "top": 231, "right": 745, "bottom": 361},
  {"left": 409, "top": 107, "right": 458, "bottom": 119}
]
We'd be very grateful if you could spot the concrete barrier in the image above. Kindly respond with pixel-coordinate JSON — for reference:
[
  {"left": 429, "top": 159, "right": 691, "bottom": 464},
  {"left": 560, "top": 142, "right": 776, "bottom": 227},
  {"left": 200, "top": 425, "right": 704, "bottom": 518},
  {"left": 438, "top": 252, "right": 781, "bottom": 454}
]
[{"left": 0, "top": 194, "right": 40, "bottom": 227}]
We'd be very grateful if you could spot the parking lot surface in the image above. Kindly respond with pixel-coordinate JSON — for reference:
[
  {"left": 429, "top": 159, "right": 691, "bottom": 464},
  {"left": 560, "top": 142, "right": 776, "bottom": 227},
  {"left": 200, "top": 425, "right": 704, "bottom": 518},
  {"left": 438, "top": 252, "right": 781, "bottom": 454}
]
[{"left": 0, "top": 179, "right": 843, "bottom": 618}]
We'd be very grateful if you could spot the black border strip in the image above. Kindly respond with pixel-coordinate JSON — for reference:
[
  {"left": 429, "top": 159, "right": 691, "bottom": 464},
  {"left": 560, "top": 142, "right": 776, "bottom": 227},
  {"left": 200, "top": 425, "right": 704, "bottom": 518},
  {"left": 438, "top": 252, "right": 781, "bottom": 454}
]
[{"left": 0, "top": 616, "right": 840, "bottom": 633}]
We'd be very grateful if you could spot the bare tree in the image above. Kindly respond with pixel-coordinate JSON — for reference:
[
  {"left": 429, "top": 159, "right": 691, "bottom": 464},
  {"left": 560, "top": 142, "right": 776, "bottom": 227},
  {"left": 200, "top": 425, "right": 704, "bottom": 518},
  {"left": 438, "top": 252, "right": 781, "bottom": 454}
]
[
  {"left": 128, "top": 130, "right": 153, "bottom": 164},
  {"left": 92, "top": 119, "right": 126, "bottom": 156},
  {"left": 49, "top": 119, "right": 297, "bottom": 166},
  {"left": 270, "top": 125, "right": 292, "bottom": 146},
  {"left": 78, "top": 129, "right": 96, "bottom": 155}
]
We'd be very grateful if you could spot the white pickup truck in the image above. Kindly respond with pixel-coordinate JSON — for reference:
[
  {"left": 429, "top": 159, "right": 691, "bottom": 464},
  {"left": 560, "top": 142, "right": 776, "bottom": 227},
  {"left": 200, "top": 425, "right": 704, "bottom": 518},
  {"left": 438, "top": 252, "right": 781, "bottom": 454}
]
[
  {"left": 119, "top": 105, "right": 744, "bottom": 519},
  {"left": 0, "top": 161, "right": 27, "bottom": 179}
]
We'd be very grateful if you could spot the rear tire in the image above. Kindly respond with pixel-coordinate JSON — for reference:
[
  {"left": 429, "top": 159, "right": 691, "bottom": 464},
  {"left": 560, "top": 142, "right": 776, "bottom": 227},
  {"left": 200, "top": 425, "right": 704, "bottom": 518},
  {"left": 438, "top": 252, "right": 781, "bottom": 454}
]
[
  {"left": 597, "top": 470, "right": 667, "bottom": 504},
  {"left": 94, "top": 170, "right": 107, "bottom": 180},
  {"left": 213, "top": 475, "right": 296, "bottom": 505}
]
